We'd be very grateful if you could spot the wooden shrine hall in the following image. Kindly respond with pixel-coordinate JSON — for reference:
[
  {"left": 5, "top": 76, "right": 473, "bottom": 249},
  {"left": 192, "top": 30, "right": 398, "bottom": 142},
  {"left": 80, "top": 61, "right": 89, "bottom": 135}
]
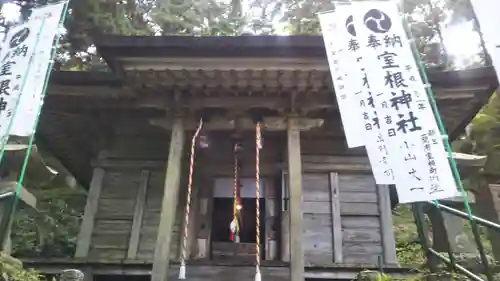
[{"left": 21, "top": 36, "right": 498, "bottom": 281}]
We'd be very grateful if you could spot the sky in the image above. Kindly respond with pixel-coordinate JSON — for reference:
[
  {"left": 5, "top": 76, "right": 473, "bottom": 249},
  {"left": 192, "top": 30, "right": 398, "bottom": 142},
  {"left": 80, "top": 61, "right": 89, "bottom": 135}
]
[
  {"left": 0, "top": 1, "right": 482, "bottom": 66},
  {"left": 1, "top": 2, "right": 20, "bottom": 23}
]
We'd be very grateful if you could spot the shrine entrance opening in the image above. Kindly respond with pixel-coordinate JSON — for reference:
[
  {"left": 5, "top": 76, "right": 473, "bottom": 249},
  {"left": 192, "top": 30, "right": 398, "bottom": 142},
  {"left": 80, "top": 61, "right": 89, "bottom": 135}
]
[{"left": 210, "top": 178, "right": 266, "bottom": 261}]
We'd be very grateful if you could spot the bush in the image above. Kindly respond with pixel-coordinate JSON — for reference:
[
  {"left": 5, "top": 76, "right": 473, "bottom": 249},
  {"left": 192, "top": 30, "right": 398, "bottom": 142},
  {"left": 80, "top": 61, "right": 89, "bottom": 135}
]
[{"left": 0, "top": 254, "right": 46, "bottom": 281}]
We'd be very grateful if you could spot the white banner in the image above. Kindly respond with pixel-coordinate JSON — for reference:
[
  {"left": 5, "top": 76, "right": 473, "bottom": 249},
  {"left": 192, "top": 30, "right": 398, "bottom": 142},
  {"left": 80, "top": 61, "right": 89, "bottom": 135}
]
[
  {"left": 470, "top": 0, "right": 500, "bottom": 81},
  {"left": 319, "top": 7, "right": 395, "bottom": 184},
  {"left": 10, "top": 2, "right": 67, "bottom": 136},
  {"left": 0, "top": 19, "right": 43, "bottom": 143},
  {"left": 349, "top": 0, "right": 458, "bottom": 203},
  {"left": 319, "top": 10, "right": 365, "bottom": 149}
]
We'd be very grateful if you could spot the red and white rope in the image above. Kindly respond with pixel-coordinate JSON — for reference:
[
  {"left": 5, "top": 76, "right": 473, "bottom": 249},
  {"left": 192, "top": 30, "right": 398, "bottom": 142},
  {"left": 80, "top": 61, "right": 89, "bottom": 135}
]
[
  {"left": 179, "top": 118, "right": 203, "bottom": 279},
  {"left": 255, "top": 122, "right": 262, "bottom": 281},
  {"left": 232, "top": 143, "right": 240, "bottom": 241}
]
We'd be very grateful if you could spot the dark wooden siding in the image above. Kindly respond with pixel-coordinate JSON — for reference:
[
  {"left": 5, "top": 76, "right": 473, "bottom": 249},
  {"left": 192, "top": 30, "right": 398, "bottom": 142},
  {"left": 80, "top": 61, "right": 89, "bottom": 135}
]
[
  {"left": 82, "top": 134, "right": 186, "bottom": 261},
  {"left": 87, "top": 166, "right": 185, "bottom": 261},
  {"left": 301, "top": 173, "right": 333, "bottom": 265},
  {"left": 88, "top": 168, "right": 140, "bottom": 260},
  {"left": 78, "top": 133, "right": 394, "bottom": 266},
  {"left": 338, "top": 174, "right": 383, "bottom": 264},
  {"left": 299, "top": 136, "right": 387, "bottom": 266}
]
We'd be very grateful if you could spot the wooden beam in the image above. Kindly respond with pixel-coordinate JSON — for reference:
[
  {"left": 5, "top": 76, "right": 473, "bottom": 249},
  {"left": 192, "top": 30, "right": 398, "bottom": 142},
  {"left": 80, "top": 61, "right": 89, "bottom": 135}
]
[
  {"left": 127, "top": 170, "right": 150, "bottom": 259},
  {"left": 287, "top": 117, "right": 305, "bottom": 281},
  {"left": 152, "top": 117, "right": 185, "bottom": 281},
  {"left": 0, "top": 182, "right": 37, "bottom": 210},
  {"left": 138, "top": 96, "right": 335, "bottom": 112},
  {"left": 151, "top": 117, "right": 323, "bottom": 131},
  {"left": 328, "top": 173, "right": 343, "bottom": 263},
  {"left": 377, "top": 185, "right": 398, "bottom": 265},
  {"left": 74, "top": 167, "right": 105, "bottom": 258},
  {"left": 450, "top": 152, "right": 487, "bottom": 168}
]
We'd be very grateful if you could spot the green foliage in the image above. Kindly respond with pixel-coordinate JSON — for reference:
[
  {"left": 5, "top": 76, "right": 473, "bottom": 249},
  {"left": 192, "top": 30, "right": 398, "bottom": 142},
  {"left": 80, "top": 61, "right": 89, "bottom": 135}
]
[
  {"left": 0, "top": 256, "right": 46, "bottom": 281},
  {"left": 454, "top": 93, "right": 500, "bottom": 177},
  {"left": 10, "top": 177, "right": 85, "bottom": 258},
  {"left": 4, "top": 0, "right": 485, "bottom": 70},
  {"left": 393, "top": 205, "right": 426, "bottom": 265}
]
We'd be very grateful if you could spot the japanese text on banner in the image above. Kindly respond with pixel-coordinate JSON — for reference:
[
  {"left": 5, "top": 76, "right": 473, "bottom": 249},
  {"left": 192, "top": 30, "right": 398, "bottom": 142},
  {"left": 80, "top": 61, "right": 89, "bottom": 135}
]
[
  {"left": 11, "top": 2, "right": 66, "bottom": 137},
  {"left": 319, "top": 7, "right": 394, "bottom": 184},
  {"left": 319, "top": 11, "right": 365, "bottom": 148},
  {"left": 350, "top": 0, "right": 458, "bottom": 203},
  {"left": 0, "top": 20, "right": 42, "bottom": 143}
]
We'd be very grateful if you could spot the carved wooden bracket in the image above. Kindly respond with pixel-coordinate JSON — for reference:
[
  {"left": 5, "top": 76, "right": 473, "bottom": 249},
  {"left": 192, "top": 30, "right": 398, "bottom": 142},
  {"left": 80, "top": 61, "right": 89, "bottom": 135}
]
[{"left": 149, "top": 116, "right": 324, "bottom": 131}]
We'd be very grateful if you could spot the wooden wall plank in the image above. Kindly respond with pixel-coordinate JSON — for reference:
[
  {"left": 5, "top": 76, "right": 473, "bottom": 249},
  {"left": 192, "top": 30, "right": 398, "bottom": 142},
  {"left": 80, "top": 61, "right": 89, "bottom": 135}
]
[
  {"left": 265, "top": 179, "right": 278, "bottom": 260},
  {"left": 91, "top": 234, "right": 129, "bottom": 249},
  {"left": 340, "top": 203, "right": 380, "bottom": 216},
  {"left": 377, "top": 184, "right": 398, "bottom": 265},
  {"left": 127, "top": 170, "right": 151, "bottom": 259},
  {"left": 343, "top": 242, "right": 383, "bottom": 255},
  {"left": 281, "top": 210, "right": 290, "bottom": 262},
  {"left": 74, "top": 167, "right": 105, "bottom": 258},
  {"left": 87, "top": 248, "right": 127, "bottom": 260},
  {"left": 341, "top": 217, "right": 380, "bottom": 229},
  {"left": 329, "top": 172, "right": 342, "bottom": 263},
  {"left": 99, "top": 170, "right": 141, "bottom": 199},
  {"left": 340, "top": 192, "right": 377, "bottom": 203},
  {"left": 338, "top": 174, "right": 376, "bottom": 192},
  {"left": 301, "top": 201, "right": 380, "bottom": 216},
  {"left": 342, "top": 229, "right": 381, "bottom": 243},
  {"left": 96, "top": 198, "right": 136, "bottom": 219},
  {"left": 301, "top": 173, "right": 334, "bottom": 265},
  {"left": 138, "top": 169, "right": 183, "bottom": 262},
  {"left": 93, "top": 220, "right": 132, "bottom": 235}
]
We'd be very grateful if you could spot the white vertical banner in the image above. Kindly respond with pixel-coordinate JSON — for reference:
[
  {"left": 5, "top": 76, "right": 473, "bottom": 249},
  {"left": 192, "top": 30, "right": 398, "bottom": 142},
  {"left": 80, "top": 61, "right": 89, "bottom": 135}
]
[
  {"left": 10, "top": 2, "right": 66, "bottom": 136},
  {"left": 470, "top": 0, "right": 500, "bottom": 81},
  {"left": 319, "top": 10, "right": 365, "bottom": 148},
  {"left": 0, "top": 19, "right": 43, "bottom": 143},
  {"left": 319, "top": 6, "right": 395, "bottom": 184},
  {"left": 350, "top": 0, "right": 458, "bottom": 203}
]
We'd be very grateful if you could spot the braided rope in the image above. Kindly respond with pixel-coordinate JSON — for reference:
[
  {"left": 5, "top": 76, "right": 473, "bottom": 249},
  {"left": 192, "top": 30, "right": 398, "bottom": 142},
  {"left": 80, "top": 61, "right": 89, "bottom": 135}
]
[
  {"left": 180, "top": 118, "right": 203, "bottom": 267},
  {"left": 232, "top": 143, "right": 240, "bottom": 239},
  {"left": 255, "top": 122, "right": 262, "bottom": 272}
]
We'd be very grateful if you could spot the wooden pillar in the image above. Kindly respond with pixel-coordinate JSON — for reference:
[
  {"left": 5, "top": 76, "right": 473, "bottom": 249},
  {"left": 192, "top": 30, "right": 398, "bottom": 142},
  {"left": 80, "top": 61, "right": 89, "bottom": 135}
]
[
  {"left": 75, "top": 167, "right": 105, "bottom": 258},
  {"left": 329, "top": 172, "right": 343, "bottom": 263},
  {"left": 287, "top": 117, "right": 304, "bottom": 281},
  {"left": 127, "top": 170, "right": 150, "bottom": 259},
  {"left": 280, "top": 171, "right": 290, "bottom": 262},
  {"left": 152, "top": 118, "right": 185, "bottom": 281},
  {"left": 377, "top": 185, "right": 398, "bottom": 265},
  {"left": 195, "top": 177, "right": 214, "bottom": 259},
  {"left": 476, "top": 184, "right": 500, "bottom": 261},
  {"left": 265, "top": 179, "right": 278, "bottom": 260}
]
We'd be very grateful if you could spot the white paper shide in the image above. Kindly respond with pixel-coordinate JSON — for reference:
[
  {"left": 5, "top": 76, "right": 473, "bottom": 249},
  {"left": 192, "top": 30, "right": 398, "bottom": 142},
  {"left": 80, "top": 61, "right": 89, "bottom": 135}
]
[
  {"left": 350, "top": 1, "right": 457, "bottom": 203},
  {"left": 319, "top": 7, "right": 395, "bottom": 184}
]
